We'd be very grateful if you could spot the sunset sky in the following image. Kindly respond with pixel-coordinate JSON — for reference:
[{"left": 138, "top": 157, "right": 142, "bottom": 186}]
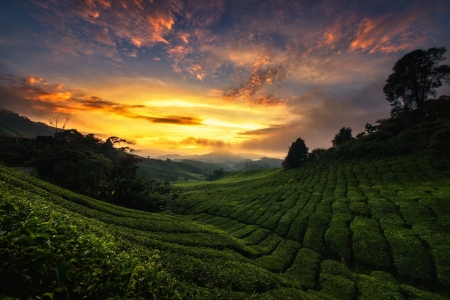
[{"left": 1, "top": 0, "right": 450, "bottom": 158}]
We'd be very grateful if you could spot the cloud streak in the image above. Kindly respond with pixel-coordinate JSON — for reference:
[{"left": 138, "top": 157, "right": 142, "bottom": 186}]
[
  {"left": 0, "top": 73, "right": 202, "bottom": 126},
  {"left": 158, "top": 136, "right": 229, "bottom": 148}
]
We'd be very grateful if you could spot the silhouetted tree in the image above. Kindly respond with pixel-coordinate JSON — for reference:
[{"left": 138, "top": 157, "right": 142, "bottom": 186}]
[
  {"left": 383, "top": 47, "right": 450, "bottom": 116},
  {"left": 365, "top": 123, "right": 376, "bottom": 133},
  {"left": 332, "top": 127, "right": 354, "bottom": 147},
  {"left": 49, "top": 116, "right": 69, "bottom": 133},
  {"left": 282, "top": 138, "right": 308, "bottom": 170},
  {"left": 308, "top": 148, "right": 327, "bottom": 160}
]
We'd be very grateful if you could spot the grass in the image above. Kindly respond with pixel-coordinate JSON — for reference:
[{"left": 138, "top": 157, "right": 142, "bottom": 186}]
[{"left": 1, "top": 153, "right": 450, "bottom": 298}]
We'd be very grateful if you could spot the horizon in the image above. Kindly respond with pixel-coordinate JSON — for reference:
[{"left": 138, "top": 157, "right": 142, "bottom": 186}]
[{"left": 1, "top": 1, "right": 450, "bottom": 158}]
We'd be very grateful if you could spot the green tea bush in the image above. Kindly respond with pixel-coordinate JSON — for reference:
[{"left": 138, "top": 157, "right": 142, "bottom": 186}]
[
  {"left": 232, "top": 225, "right": 259, "bottom": 239},
  {"left": 0, "top": 191, "right": 182, "bottom": 299},
  {"left": 369, "top": 198, "right": 404, "bottom": 225},
  {"left": 381, "top": 221, "right": 433, "bottom": 281},
  {"left": 413, "top": 223, "right": 450, "bottom": 287},
  {"left": 318, "top": 273, "right": 355, "bottom": 300},
  {"left": 324, "top": 213, "right": 353, "bottom": 261},
  {"left": 350, "top": 217, "right": 391, "bottom": 271},
  {"left": 303, "top": 210, "right": 332, "bottom": 256},
  {"left": 242, "top": 228, "right": 271, "bottom": 245},
  {"left": 349, "top": 201, "right": 371, "bottom": 217},
  {"left": 286, "top": 248, "right": 322, "bottom": 289},
  {"left": 356, "top": 274, "right": 404, "bottom": 300},
  {"left": 255, "top": 240, "right": 300, "bottom": 272},
  {"left": 400, "top": 284, "right": 448, "bottom": 300}
]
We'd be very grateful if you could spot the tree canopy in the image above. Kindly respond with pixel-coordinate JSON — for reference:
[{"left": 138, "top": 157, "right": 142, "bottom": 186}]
[
  {"left": 383, "top": 47, "right": 450, "bottom": 116},
  {"left": 282, "top": 138, "right": 308, "bottom": 170},
  {"left": 332, "top": 127, "right": 354, "bottom": 147}
]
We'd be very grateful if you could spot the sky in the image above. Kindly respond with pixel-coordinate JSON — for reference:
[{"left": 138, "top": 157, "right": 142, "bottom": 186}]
[{"left": 1, "top": 0, "right": 450, "bottom": 158}]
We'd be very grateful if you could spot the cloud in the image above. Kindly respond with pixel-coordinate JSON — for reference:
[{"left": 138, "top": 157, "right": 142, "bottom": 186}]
[
  {"left": 0, "top": 73, "right": 202, "bottom": 126},
  {"left": 238, "top": 124, "right": 286, "bottom": 136},
  {"left": 158, "top": 136, "right": 229, "bottom": 148},
  {"left": 222, "top": 54, "right": 287, "bottom": 106},
  {"left": 129, "top": 115, "right": 202, "bottom": 125},
  {"left": 239, "top": 80, "right": 391, "bottom": 153},
  {"left": 348, "top": 4, "right": 437, "bottom": 54},
  {"left": 29, "top": 0, "right": 184, "bottom": 61}
]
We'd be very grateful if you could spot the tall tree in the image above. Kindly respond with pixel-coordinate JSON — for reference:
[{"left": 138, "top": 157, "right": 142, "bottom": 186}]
[
  {"left": 282, "top": 138, "right": 308, "bottom": 170},
  {"left": 332, "top": 127, "right": 354, "bottom": 147},
  {"left": 383, "top": 47, "right": 450, "bottom": 116}
]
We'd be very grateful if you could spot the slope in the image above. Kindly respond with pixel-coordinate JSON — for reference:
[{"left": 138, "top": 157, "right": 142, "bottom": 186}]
[
  {"left": 0, "top": 122, "right": 32, "bottom": 137},
  {"left": 170, "top": 155, "right": 450, "bottom": 299},
  {"left": 2, "top": 153, "right": 450, "bottom": 299},
  {"left": 0, "top": 108, "right": 55, "bottom": 137},
  {"left": 137, "top": 157, "right": 209, "bottom": 181}
]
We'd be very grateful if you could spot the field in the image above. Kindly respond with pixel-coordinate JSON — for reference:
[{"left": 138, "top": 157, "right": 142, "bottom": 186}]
[
  {"left": 137, "top": 157, "right": 209, "bottom": 181},
  {"left": 1, "top": 154, "right": 450, "bottom": 299}
]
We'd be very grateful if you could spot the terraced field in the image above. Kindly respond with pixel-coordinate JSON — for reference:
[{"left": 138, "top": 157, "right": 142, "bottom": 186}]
[
  {"left": 1, "top": 154, "right": 450, "bottom": 299},
  {"left": 171, "top": 155, "right": 450, "bottom": 299}
]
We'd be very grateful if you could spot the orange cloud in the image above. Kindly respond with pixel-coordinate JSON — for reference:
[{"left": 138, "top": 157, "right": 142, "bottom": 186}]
[
  {"left": 130, "top": 115, "right": 202, "bottom": 125},
  {"left": 222, "top": 62, "right": 286, "bottom": 106},
  {"left": 0, "top": 74, "right": 202, "bottom": 126},
  {"left": 32, "top": 0, "right": 183, "bottom": 61},
  {"left": 159, "top": 137, "right": 229, "bottom": 148},
  {"left": 349, "top": 5, "right": 434, "bottom": 53},
  {"left": 238, "top": 124, "right": 285, "bottom": 136}
]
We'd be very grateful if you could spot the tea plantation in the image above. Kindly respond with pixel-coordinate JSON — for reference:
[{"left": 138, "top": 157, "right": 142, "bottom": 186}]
[{"left": 1, "top": 154, "right": 450, "bottom": 299}]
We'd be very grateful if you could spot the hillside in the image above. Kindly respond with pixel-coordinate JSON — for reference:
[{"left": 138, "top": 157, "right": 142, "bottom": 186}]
[
  {"left": 157, "top": 149, "right": 246, "bottom": 164},
  {"left": 137, "top": 156, "right": 210, "bottom": 181},
  {"left": 0, "top": 122, "right": 32, "bottom": 137},
  {"left": 0, "top": 108, "right": 55, "bottom": 137},
  {"left": 2, "top": 153, "right": 450, "bottom": 299}
]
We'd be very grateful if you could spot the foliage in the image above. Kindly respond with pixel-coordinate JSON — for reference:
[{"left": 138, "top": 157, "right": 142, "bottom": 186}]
[
  {"left": 307, "top": 148, "right": 327, "bottom": 160},
  {"left": 0, "top": 188, "right": 184, "bottom": 299},
  {"left": 282, "top": 138, "right": 308, "bottom": 170},
  {"left": 332, "top": 127, "right": 355, "bottom": 147},
  {"left": 384, "top": 47, "right": 450, "bottom": 116},
  {"left": 206, "top": 168, "right": 227, "bottom": 181},
  {"left": 1, "top": 148, "right": 450, "bottom": 298},
  {"left": 0, "top": 129, "right": 175, "bottom": 211}
]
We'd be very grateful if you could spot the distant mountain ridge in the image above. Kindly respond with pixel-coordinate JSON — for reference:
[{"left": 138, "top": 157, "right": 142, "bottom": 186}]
[
  {"left": 156, "top": 149, "right": 283, "bottom": 170},
  {"left": 0, "top": 108, "right": 55, "bottom": 137},
  {"left": 156, "top": 149, "right": 245, "bottom": 163}
]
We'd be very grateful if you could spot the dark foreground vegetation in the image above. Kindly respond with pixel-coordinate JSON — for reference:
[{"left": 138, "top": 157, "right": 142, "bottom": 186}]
[{"left": 0, "top": 129, "right": 176, "bottom": 211}]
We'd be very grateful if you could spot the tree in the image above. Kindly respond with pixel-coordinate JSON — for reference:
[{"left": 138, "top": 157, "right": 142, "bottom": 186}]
[
  {"left": 383, "top": 47, "right": 450, "bottom": 116},
  {"left": 365, "top": 123, "right": 376, "bottom": 133},
  {"left": 308, "top": 148, "right": 327, "bottom": 160},
  {"left": 49, "top": 115, "right": 69, "bottom": 133},
  {"left": 332, "top": 127, "right": 354, "bottom": 147},
  {"left": 282, "top": 138, "right": 308, "bottom": 170}
]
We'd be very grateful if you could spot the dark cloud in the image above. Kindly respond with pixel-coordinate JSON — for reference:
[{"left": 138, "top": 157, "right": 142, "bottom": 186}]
[
  {"left": 130, "top": 115, "right": 202, "bottom": 125},
  {"left": 159, "top": 136, "right": 229, "bottom": 148},
  {"left": 239, "top": 80, "right": 391, "bottom": 152},
  {"left": 0, "top": 73, "right": 202, "bottom": 126},
  {"left": 239, "top": 124, "right": 286, "bottom": 136}
]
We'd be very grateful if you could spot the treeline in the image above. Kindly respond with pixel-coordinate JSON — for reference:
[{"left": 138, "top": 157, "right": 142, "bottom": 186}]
[
  {"left": 0, "top": 129, "right": 176, "bottom": 211},
  {"left": 283, "top": 98, "right": 450, "bottom": 170},
  {"left": 283, "top": 46, "right": 450, "bottom": 170}
]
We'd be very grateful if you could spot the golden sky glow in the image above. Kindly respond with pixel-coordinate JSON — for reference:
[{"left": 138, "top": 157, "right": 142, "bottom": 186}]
[{"left": 1, "top": 0, "right": 450, "bottom": 158}]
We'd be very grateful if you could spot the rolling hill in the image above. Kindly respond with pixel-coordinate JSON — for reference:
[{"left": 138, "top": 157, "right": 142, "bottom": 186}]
[
  {"left": 137, "top": 156, "right": 210, "bottom": 181},
  {"left": 0, "top": 108, "right": 55, "bottom": 137},
  {"left": 156, "top": 149, "right": 246, "bottom": 163},
  {"left": 0, "top": 122, "right": 32, "bottom": 137},
  {"left": 2, "top": 152, "right": 450, "bottom": 299}
]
